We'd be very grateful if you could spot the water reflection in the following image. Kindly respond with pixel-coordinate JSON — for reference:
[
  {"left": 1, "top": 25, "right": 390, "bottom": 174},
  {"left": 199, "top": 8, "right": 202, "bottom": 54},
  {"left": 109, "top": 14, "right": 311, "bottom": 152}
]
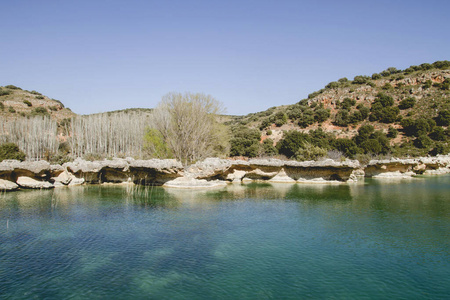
[{"left": 0, "top": 177, "right": 449, "bottom": 299}]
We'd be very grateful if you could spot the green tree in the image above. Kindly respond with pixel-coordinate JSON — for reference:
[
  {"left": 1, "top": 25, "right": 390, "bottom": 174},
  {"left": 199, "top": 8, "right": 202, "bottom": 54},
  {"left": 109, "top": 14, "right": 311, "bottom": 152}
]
[
  {"left": 262, "top": 139, "right": 278, "bottom": 156},
  {"left": 143, "top": 128, "right": 173, "bottom": 159},
  {"left": 295, "top": 142, "right": 327, "bottom": 161},
  {"left": 436, "top": 110, "right": 450, "bottom": 126},
  {"left": 399, "top": 97, "right": 416, "bottom": 110},
  {"left": 332, "top": 138, "right": 358, "bottom": 158},
  {"left": 0, "top": 143, "right": 26, "bottom": 161},
  {"left": 314, "top": 108, "right": 330, "bottom": 123},
  {"left": 230, "top": 127, "right": 261, "bottom": 157},
  {"left": 277, "top": 131, "right": 310, "bottom": 158}
]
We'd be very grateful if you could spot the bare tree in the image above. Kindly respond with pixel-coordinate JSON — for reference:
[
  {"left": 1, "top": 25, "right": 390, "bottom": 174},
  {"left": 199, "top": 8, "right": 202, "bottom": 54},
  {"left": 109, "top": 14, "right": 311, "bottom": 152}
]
[
  {"left": 68, "top": 112, "right": 151, "bottom": 159},
  {"left": 150, "top": 92, "right": 229, "bottom": 165},
  {"left": 0, "top": 116, "right": 58, "bottom": 160}
]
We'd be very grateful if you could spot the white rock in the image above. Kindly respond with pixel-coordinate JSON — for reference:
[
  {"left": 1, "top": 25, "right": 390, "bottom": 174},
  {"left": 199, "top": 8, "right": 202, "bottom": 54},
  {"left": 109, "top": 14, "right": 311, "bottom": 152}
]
[
  {"left": 268, "top": 169, "right": 296, "bottom": 183},
  {"left": 164, "top": 177, "right": 227, "bottom": 189},
  {"left": 16, "top": 176, "right": 54, "bottom": 189},
  {"left": 0, "top": 179, "right": 19, "bottom": 191},
  {"left": 69, "top": 177, "right": 85, "bottom": 186}
]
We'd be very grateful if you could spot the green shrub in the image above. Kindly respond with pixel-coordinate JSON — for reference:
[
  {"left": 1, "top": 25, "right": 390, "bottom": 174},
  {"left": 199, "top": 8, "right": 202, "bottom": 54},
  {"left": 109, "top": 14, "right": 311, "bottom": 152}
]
[
  {"left": 414, "top": 134, "right": 433, "bottom": 149},
  {"left": 0, "top": 102, "right": 4, "bottom": 110},
  {"left": 314, "top": 108, "right": 330, "bottom": 123},
  {"left": 295, "top": 142, "right": 327, "bottom": 161},
  {"left": 266, "top": 129, "right": 272, "bottom": 135},
  {"left": 0, "top": 143, "right": 26, "bottom": 161},
  {"left": 387, "top": 126, "right": 398, "bottom": 138},
  {"left": 402, "top": 117, "right": 435, "bottom": 137},
  {"left": 30, "top": 90, "right": 42, "bottom": 95},
  {"left": 353, "top": 75, "right": 370, "bottom": 84},
  {"left": 381, "top": 83, "right": 393, "bottom": 90},
  {"left": 340, "top": 98, "right": 356, "bottom": 110},
  {"left": 31, "top": 107, "right": 49, "bottom": 116},
  {"left": 36, "top": 95, "right": 45, "bottom": 99},
  {"left": 274, "top": 112, "right": 287, "bottom": 127},
  {"left": 399, "top": 97, "right": 416, "bottom": 109},
  {"left": 357, "top": 105, "right": 370, "bottom": 120},
  {"left": 230, "top": 127, "right": 261, "bottom": 157},
  {"left": 372, "top": 73, "right": 382, "bottom": 80},
  {"left": 436, "top": 110, "right": 450, "bottom": 126},
  {"left": 143, "top": 128, "right": 173, "bottom": 159},
  {"left": 429, "top": 143, "right": 449, "bottom": 156},
  {"left": 348, "top": 111, "right": 362, "bottom": 124},
  {"left": 5, "top": 85, "right": 21, "bottom": 90},
  {"left": 429, "top": 127, "right": 447, "bottom": 141},
  {"left": 0, "top": 88, "right": 11, "bottom": 96},
  {"left": 333, "top": 109, "right": 349, "bottom": 127},
  {"left": 277, "top": 131, "right": 310, "bottom": 158},
  {"left": 298, "top": 109, "right": 315, "bottom": 128},
  {"left": 360, "top": 139, "right": 382, "bottom": 154},
  {"left": 423, "top": 80, "right": 432, "bottom": 89},
  {"left": 432, "top": 60, "right": 450, "bottom": 69},
  {"left": 374, "top": 93, "right": 394, "bottom": 107},
  {"left": 8, "top": 106, "right": 15, "bottom": 113},
  {"left": 259, "top": 118, "right": 271, "bottom": 130},
  {"left": 325, "top": 81, "right": 340, "bottom": 89},
  {"left": 262, "top": 139, "right": 278, "bottom": 156},
  {"left": 332, "top": 138, "right": 358, "bottom": 158},
  {"left": 354, "top": 124, "right": 374, "bottom": 145},
  {"left": 23, "top": 100, "right": 32, "bottom": 107}
]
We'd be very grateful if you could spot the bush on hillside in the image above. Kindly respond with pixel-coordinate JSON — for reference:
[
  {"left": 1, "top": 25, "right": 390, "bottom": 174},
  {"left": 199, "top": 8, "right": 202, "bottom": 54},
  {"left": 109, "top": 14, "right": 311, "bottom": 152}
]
[
  {"left": 230, "top": 127, "right": 261, "bottom": 157},
  {"left": 262, "top": 139, "right": 278, "bottom": 156},
  {"left": 436, "top": 110, "right": 450, "bottom": 126},
  {"left": 0, "top": 88, "right": 11, "bottom": 96},
  {"left": 332, "top": 138, "right": 358, "bottom": 158},
  {"left": 399, "top": 97, "right": 416, "bottom": 110},
  {"left": 277, "top": 131, "right": 310, "bottom": 158},
  {"left": 295, "top": 142, "right": 327, "bottom": 161},
  {"left": 0, "top": 143, "right": 26, "bottom": 162}
]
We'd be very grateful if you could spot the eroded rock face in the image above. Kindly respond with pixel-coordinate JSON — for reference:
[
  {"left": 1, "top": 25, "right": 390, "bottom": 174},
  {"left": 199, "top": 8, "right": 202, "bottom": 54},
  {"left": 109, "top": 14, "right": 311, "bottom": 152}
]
[
  {"left": 187, "top": 158, "right": 360, "bottom": 183},
  {"left": 0, "top": 160, "right": 51, "bottom": 181},
  {"left": 63, "top": 158, "right": 183, "bottom": 185},
  {"left": 365, "top": 155, "right": 450, "bottom": 177},
  {"left": 2, "top": 154, "right": 450, "bottom": 190}
]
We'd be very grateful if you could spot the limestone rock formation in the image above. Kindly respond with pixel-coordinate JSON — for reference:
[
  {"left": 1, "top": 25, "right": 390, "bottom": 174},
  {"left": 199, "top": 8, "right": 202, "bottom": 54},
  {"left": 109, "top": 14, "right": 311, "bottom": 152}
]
[
  {"left": 0, "top": 179, "right": 19, "bottom": 191},
  {"left": 16, "top": 176, "right": 53, "bottom": 189}
]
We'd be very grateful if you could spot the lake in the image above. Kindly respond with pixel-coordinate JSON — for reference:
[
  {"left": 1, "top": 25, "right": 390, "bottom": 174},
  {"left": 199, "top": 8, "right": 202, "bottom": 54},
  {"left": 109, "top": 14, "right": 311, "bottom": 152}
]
[{"left": 0, "top": 176, "right": 449, "bottom": 299}]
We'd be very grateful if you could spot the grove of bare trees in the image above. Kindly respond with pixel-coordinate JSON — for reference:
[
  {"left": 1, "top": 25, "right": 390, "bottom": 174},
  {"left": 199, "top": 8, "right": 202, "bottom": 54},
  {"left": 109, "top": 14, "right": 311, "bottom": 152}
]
[{"left": 1, "top": 92, "right": 229, "bottom": 163}]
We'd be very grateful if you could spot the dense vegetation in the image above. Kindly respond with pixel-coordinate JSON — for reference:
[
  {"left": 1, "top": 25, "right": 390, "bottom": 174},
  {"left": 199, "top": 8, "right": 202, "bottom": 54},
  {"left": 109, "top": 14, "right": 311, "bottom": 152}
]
[
  {"left": 1, "top": 60, "right": 450, "bottom": 163},
  {"left": 227, "top": 60, "right": 450, "bottom": 160}
]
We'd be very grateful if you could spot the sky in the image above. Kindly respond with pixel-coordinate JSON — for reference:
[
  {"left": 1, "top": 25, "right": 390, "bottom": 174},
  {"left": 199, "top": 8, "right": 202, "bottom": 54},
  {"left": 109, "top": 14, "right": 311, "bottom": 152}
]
[{"left": 1, "top": 0, "right": 449, "bottom": 116}]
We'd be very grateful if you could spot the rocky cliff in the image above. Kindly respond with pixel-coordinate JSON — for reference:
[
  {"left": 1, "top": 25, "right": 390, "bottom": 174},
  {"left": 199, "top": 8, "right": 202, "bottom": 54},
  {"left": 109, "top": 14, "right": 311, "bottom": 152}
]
[{"left": 1, "top": 155, "right": 450, "bottom": 191}]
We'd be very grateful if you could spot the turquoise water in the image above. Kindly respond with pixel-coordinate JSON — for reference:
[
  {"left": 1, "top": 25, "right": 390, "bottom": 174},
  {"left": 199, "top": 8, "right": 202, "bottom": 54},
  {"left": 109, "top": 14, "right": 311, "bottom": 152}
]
[{"left": 0, "top": 177, "right": 449, "bottom": 299}]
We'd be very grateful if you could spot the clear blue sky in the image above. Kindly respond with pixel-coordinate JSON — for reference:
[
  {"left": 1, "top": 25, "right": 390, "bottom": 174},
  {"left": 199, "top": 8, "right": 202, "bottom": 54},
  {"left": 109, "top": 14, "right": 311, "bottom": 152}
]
[{"left": 1, "top": 0, "right": 449, "bottom": 115}]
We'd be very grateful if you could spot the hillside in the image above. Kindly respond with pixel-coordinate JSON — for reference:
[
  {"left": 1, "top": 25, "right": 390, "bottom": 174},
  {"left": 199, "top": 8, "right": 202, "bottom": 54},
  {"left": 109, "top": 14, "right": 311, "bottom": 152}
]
[
  {"left": 1, "top": 61, "right": 450, "bottom": 162},
  {"left": 227, "top": 61, "right": 450, "bottom": 159},
  {"left": 0, "top": 85, "right": 76, "bottom": 121}
]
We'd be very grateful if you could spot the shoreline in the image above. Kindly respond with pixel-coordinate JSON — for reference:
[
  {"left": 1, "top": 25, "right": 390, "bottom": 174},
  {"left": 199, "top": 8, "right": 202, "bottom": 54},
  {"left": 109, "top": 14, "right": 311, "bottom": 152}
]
[{"left": 1, "top": 155, "right": 450, "bottom": 191}]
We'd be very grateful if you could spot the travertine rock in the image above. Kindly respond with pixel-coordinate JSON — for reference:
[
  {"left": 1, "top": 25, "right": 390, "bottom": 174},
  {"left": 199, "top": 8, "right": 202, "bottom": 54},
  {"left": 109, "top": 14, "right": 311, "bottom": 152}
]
[
  {"left": 0, "top": 179, "right": 19, "bottom": 191},
  {"left": 16, "top": 176, "right": 53, "bottom": 189}
]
